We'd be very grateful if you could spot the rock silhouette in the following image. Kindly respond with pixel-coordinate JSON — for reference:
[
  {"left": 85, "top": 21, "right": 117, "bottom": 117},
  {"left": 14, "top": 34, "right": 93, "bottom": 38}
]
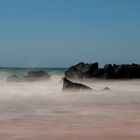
[
  {"left": 65, "top": 62, "right": 99, "bottom": 79},
  {"left": 65, "top": 62, "right": 140, "bottom": 79},
  {"left": 63, "top": 78, "right": 92, "bottom": 91}
]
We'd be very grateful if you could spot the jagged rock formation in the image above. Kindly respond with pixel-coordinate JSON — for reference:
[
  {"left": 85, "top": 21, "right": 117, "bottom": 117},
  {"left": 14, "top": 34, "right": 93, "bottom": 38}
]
[
  {"left": 65, "top": 62, "right": 99, "bottom": 79},
  {"left": 65, "top": 62, "right": 140, "bottom": 79},
  {"left": 62, "top": 78, "right": 92, "bottom": 91}
]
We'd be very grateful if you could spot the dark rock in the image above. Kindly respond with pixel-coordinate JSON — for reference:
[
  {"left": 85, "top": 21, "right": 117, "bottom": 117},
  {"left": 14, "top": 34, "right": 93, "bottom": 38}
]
[
  {"left": 104, "top": 64, "right": 114, "bottom": 78},
  {"left": 66, "top": 62, "right": 140, "bottom": 79},
  {"left": 109, "top": 64, "right": 140, "bottom": 79},
  {"left": 65, "top": 62, "right": 99, "bottom": 79},
  {"left": 7, "top": 75, "right": 21, "bottom": 82},
  {"left": 98, "top": 68, "right": 104, "bottom": 78},
  {"left": 114, "top": 65, "right": 129, "bottom": 78},
  {"left": 23, "top": 70, "right": 51, "bottom": 81},
  {"left": 103, "top": 87, "right": 110, "bottom": 91},
  {"left": 27, "top": 70, "right": 50, "bottom": 78},
  {"left": 65, "top": 66, "right": 84, "bottom": 79},
  {"left": 86, "top": 63, "right": 99, "bottom": 78},
  {"left": 63, "top": 78, "right": 92, "bottom": 91},
  {"left": 127, "top": 63, "right": 140, "bottom": 78},
  {"left": 7, "top": 71, "right": 51, "bottom": 82}
]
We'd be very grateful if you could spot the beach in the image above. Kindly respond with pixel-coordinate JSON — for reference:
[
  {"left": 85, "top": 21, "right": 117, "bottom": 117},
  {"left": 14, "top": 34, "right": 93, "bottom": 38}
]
[
  {"left": 1, "top": 0, "right": 140, "bottom": 139},
  {"left": 0, "top": 71, "right": 140, "bottom": 140}
]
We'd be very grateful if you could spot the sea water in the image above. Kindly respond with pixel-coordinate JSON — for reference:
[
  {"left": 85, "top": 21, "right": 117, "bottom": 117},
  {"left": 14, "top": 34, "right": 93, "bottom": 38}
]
[{"left": 0, "top": 68, "right": 140, "bottom": 140}]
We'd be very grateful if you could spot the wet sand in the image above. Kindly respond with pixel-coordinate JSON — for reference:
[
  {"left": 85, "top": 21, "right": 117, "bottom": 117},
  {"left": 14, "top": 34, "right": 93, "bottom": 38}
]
[{"left": 0, "top": 79, "right": 140, "bottom": 140}]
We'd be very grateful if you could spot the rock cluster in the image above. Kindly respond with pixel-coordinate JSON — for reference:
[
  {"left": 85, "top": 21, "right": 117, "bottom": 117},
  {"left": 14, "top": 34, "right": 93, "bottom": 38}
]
[
  {"left": 23, "top": 71, "right": 51, "bottom": 81},
  {"left": 7, "top": 70, "right": 51, "bottom": 82},
  {"left": 7, "top": 74, "right": 21, "bottom": 82},
  {"left": 65, "top": 62, "right": 140, "bottom": 79}
]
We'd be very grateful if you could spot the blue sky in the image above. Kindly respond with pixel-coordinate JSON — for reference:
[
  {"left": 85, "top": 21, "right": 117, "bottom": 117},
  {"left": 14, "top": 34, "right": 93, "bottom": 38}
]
[{"left": 0, "top": 0, "right": 140, "bottom": 67}]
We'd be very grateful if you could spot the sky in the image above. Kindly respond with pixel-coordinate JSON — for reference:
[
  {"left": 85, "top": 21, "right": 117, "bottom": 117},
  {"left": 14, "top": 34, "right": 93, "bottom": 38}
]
[{"left": 0, "top": 0, "right": 140, "bottom": 67}]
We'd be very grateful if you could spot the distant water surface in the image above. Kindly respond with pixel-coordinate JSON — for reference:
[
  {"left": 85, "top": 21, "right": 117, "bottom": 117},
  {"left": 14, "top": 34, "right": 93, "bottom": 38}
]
[
  {"left": 0, "top": 67, "right": 66, "bottom": 75},
  {"left": 0, "top": 68, "right": 66, "bottom": 81}
]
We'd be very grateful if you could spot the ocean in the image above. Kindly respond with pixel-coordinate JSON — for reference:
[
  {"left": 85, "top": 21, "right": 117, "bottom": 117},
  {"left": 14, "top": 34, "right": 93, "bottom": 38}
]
[
  {"left": 0, "top": 68, "right": 140, "bottom": 140},
  {"left": 0, "top": 68, "right": 66, "bottom": 79}
]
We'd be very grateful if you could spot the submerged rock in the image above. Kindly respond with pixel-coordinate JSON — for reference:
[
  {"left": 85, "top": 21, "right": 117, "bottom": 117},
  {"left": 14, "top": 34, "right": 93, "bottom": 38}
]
[
  {"left": 62, "top": 78, "right": 92, "bottom": 91},
  {"left": 104, "top": 64, "right": 115, "bottom": 78},
  {"left": 103, "top": 87, "right": 110, "bottom": 91},
  {"left": 23, "top": 70, "right": 51, "bottom": 81},
  {"left": 7, "top": 75, "right": 21, "bottom": 82},
  {"left": 7, "top": 71, "right": 51, "bottom": 82},
  {"left": 27, "top": 71, "right": 50, "bottom": 78}
]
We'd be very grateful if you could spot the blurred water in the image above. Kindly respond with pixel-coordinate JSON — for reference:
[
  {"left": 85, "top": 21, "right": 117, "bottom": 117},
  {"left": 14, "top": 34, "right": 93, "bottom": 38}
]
[{"left": 0, "top": 69, "right": 140, "bottom": 140}]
